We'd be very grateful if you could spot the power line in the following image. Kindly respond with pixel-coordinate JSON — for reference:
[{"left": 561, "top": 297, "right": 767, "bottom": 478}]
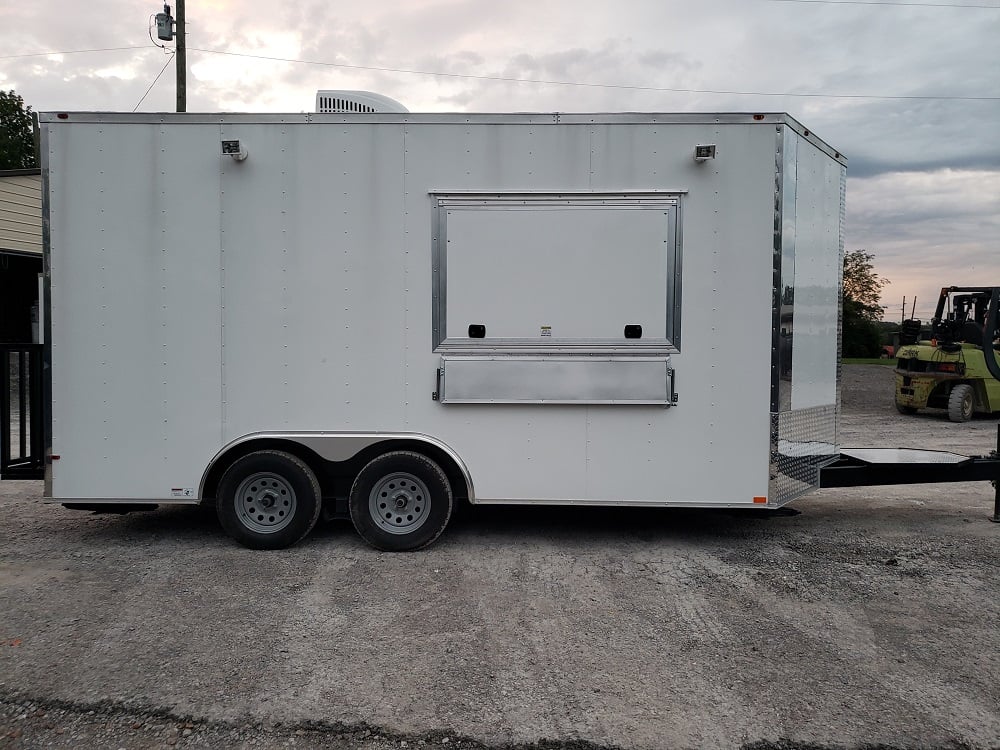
[
  {"left": 0, "top": 46, "right": 142, "bottom": 60},
  {"left": 188, "top": 47, "right": 1000, "bottom": 102},
  {"left": 133, "top": 53, "right": 175, "bottom": 112},
  {"left": 4, "top": 43, "right": 997, "bottom": 102},
  {"left": 769, "top": 0, "right": 1000, "bottom": 6}
]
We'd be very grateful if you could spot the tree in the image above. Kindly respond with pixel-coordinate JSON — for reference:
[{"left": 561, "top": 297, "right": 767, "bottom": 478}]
[
  {"left": 842, "top": 249, "right": 889, "bottom": 357},
  {"left": 0, "top": 90, "right": 37, "bottom": 169}
]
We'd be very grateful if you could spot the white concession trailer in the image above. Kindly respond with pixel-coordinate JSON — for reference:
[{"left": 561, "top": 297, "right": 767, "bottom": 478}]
[{"left": 33, "top": 108, "right": 850, "bottom": 549}]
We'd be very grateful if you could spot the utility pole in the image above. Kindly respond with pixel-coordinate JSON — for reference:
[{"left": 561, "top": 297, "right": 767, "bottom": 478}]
[
  {"left": 154, "top": 2, "right": 186, "bottom": 112},
  {"left": 175, "top": 0, "right": 186, "bottom": 112}
]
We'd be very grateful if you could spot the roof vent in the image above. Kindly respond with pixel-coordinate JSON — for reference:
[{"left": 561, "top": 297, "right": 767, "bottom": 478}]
[{"left": 315, "top": 90, "right": 409, "bottom": 114}]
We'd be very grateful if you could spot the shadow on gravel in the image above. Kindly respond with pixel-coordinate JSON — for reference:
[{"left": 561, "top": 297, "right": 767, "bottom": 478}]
[
  {"left": 53, "top": 503, "right": 228, "bottom": 545},
  {"left": 55, "top": 501, "right": 806, "bottom": 551},
  {"left": 55, "top": 489, "right": 996, "bottom": 555},
  {"left": 448, "top": 502, "right": 798, "bottom": 544}
]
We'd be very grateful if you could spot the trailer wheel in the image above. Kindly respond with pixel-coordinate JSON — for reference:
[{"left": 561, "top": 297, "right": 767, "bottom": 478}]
[
  {"left": 947, "top": 384, "right": 974, "bottom": 423},
  {"left": 349, "top": 451, "right": 453, "bottom": 551},
  {"left": 217, "top": 450, "right": 322, "bottom": 550}
]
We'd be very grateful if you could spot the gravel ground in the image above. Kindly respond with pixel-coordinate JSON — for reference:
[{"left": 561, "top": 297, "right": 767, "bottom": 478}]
[
  {"left": 839, "top": 364, "right": 999, "bottom": 454},
  {"left": 1, "top": 364, "right": 999, "bottom": 750}
]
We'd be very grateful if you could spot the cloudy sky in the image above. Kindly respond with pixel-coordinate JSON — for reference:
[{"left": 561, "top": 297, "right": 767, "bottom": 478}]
[{"left": 2, "top": 0, "right": 998, "bottom": 320}]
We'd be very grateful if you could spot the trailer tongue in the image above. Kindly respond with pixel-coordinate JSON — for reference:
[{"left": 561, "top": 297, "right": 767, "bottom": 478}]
[{"left": 818, "top": 427, "right": 1000, "bottom": 523}]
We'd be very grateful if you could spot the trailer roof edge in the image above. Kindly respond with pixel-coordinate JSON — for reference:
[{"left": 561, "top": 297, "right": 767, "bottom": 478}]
[{"left": 37, "top": 111, "right": 846, "bottom": 165}]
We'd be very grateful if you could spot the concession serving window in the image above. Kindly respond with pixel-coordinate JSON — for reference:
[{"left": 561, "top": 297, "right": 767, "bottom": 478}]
[
  {"left": 431, "top": 192, "right": 683, "bottom": 405},
  {"left": 431, "top": 193, "right": 683, "bottom": 354}
]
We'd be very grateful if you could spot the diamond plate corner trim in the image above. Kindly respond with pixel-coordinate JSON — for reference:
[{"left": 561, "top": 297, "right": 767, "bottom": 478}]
[{"left": 770, "top": 404, "right": 838, "bottom": 506}]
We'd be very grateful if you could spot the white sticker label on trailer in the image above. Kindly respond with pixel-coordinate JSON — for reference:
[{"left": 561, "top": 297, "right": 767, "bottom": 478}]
[
  {"left": 540, "top": 326, "right": 552, "bottom": 337},
  {"left": 171, "top": 488, "right": 195, "bottom": 498}
]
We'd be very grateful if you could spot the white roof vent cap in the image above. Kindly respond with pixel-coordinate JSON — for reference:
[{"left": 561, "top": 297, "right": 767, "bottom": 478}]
[{"left": 315, "top": 90, "right": 409, "bottom": 114}]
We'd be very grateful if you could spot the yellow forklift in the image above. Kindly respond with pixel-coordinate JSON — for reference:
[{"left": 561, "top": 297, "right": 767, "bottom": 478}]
[{"left": 894, "top": 287, "right": 1000, "bottom": 422}]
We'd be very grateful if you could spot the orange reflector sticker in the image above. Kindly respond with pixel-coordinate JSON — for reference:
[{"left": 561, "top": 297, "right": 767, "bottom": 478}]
[{"left": 753, "top": 496, "right": 767, "bottom": 504}]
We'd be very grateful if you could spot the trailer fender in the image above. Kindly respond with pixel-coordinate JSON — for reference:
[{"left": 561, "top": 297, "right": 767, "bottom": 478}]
[{"left": 199, "top": 432, "right": 475, "bottom": 504}]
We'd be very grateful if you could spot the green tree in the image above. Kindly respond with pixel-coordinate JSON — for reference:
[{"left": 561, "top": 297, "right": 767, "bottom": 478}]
[
  {"left": 0, "top": 90, "right": 37, "bottom": 169},
  {"left": 842, "top": 249, "right": 889, "bottom": 357}
]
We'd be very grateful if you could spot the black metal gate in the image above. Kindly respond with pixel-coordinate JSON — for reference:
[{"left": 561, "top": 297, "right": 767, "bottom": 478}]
[{"left": 1, "top": 344, "right": 44, "bottom": 479}]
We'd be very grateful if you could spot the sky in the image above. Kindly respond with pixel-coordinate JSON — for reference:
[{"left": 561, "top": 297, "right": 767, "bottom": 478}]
[{"left": 1, "top": 0, "right": 998, "bottom": 322}]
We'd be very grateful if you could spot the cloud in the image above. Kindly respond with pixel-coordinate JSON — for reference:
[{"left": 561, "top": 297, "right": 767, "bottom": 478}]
[
  {"left": 2, "top": 0, "right": 997, "bottom": 324},
  {"left": 847, "top": 169, "right": 1000, "bottom": 320}
]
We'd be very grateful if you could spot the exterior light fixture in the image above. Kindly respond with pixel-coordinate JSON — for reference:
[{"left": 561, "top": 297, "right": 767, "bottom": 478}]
[
  {"left": 694, "top": 144, "right": 717, "bottom": 163},
  {"left": 221, "top": 139, "right": 248, "bottom": 161}
]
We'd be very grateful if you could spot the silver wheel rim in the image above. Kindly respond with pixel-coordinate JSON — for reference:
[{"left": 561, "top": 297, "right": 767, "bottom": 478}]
[
  {"left": 369, "top": 472, "right": 431, "bottom": 535},
  {"left": 234, "top": 472, "right": 297, "bottom": 534}
]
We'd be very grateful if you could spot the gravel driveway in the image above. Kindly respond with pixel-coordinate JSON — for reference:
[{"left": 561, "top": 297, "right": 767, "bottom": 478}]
[{"left": 1, "top": 365, "right": 998, "bottom": 750}]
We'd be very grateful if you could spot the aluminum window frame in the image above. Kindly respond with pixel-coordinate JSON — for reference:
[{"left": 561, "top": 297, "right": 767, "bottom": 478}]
[{"left": 430, "top": 192, "right": 683, "bottom": 354}]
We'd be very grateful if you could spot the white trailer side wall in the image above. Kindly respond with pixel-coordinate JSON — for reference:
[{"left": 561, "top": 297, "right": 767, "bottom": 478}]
[
  {"left": 47, "top": 123, "right": 222, "bottom": 498},
  {"left": 45, "top": 114, "right": 842, "bottom": 507},
  {"left": 566, "top": 122, "right": 776, "bottom": 503},
  {"left": 218, "top": 123, "right": 407, "bottom": 436},
  {"left": 395, "top": 120, "right": 774, "bottom": 504}
]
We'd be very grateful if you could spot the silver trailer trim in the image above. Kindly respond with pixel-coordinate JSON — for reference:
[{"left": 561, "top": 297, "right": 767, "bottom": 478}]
[
  {"left": 198, "top": 431, "right": 476, "bottom": 502},
  {"left": 40, "top": 121, "right": 53, "bottom": 499},
  {"left": 47, "top": 497, "right": 190, "bottom": 505},
  {"left": 471, "top": 498, "right": 776, "bottom": 508},
  {"left": 431, "top": 191, "right": 683, "bottom": 353},
  {"left": 767, "top": 123, "right": 845, "bottom": 506},
  {"left": 438, "top": 355, "right": 674, "bottom": 405}
]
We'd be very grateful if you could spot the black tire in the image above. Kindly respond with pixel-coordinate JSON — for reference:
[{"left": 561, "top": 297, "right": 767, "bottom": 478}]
[
  {"left": 947, "top": 383, "right": 974, "bottom": 423},
  {"left": 217, "top": 450, "right": 322, "bottom": 550},
  {"left": 894, "top": 400, "right": 918, "bottom": 415},
  {"left": 349, "top": 451, "right": 453, "bottom": 551}
]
